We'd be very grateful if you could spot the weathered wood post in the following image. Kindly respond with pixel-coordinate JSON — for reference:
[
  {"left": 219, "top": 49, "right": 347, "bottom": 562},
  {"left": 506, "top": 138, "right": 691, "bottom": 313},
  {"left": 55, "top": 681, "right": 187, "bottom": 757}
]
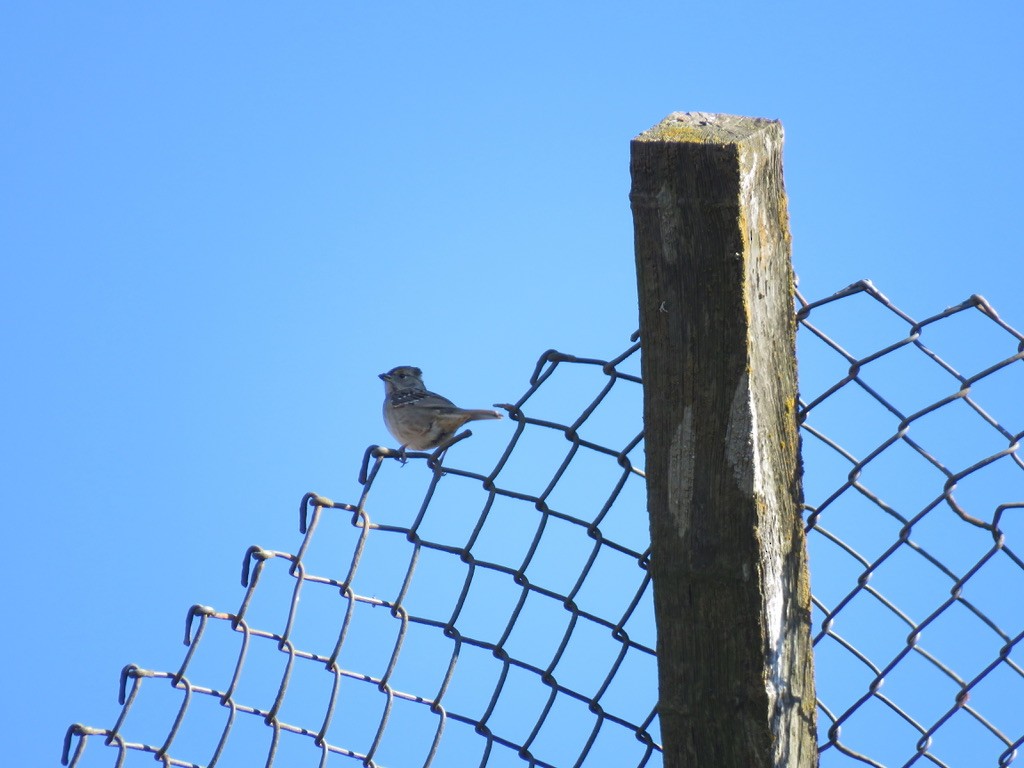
[{"left": 630, "top": 112, "right": 817, "bottom": 767}]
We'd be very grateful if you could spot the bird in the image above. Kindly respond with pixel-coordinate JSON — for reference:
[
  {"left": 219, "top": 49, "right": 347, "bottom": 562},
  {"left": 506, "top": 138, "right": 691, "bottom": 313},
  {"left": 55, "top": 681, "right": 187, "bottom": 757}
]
[{"left": 379, "top": 365, "right": 503, "bottom": 453}]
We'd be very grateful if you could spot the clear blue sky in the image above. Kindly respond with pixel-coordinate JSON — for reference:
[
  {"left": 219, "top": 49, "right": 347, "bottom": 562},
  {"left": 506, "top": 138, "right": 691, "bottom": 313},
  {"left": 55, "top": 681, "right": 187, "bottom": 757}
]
[{"left": 3, "top": 3, "right": 1022, "bottom": 766}]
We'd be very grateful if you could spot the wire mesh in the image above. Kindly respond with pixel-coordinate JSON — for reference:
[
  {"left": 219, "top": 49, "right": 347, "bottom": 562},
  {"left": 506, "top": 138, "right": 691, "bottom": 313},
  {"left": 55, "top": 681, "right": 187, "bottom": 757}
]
[
  {"left": 798, "top": 280, "right": 1024, "bottom": 768},
  {"left": 62, "top": 279, "right": 1024, "bottom": 768},
  {"left": 63, "top": 340, "right": 659, "bottom": 768}
]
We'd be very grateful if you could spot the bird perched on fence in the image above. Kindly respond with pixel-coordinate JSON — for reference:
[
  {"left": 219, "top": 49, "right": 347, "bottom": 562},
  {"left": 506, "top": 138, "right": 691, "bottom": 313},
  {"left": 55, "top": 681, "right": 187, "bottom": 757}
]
[{"left": 379, "top": 366, "right": 503, "bottom": 453}]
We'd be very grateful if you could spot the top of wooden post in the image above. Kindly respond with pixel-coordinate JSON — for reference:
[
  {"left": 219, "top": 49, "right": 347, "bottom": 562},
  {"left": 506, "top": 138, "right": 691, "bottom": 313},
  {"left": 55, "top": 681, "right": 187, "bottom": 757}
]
[{"left": 632, "top": 111, "right": 781, "bottom": 145}]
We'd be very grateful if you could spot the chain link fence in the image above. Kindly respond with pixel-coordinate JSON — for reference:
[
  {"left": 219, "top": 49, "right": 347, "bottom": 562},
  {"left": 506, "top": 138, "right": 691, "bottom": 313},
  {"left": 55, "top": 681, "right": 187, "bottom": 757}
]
[
  {"left": 63, "top": 280, "right": 1023, "bottom": 767},
  {"left": 64, "top": 339, "right": 658, "bottom": 768},
  {"left": 798, "top": 280, "right": 1024, "bottom": 767}
]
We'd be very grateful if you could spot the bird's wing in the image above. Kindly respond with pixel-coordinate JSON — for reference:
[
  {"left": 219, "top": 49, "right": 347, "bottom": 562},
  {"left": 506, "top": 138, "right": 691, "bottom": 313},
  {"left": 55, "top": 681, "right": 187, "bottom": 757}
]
[{"left": 411, "top": 391, "right": 461, "bottom": 412}]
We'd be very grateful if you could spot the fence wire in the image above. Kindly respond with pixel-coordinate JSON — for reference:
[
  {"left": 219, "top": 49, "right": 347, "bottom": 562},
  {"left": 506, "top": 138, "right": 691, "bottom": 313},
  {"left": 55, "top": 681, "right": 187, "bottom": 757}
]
[
  {"left": 798, "top": 280, "right": 1024, "bottom": 768},
  {"left": 63, "top": 340, "right": 658, "bottom": 768},
  {"left": 63, "top": 279, "right": 1024, "bottom": 768}
]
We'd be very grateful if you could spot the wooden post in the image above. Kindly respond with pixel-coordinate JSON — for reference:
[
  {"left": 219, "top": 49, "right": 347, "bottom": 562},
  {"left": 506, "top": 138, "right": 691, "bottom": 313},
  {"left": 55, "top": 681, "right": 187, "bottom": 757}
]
[{"left": 630, "top": 112, "right": 817, "bottom": 768}]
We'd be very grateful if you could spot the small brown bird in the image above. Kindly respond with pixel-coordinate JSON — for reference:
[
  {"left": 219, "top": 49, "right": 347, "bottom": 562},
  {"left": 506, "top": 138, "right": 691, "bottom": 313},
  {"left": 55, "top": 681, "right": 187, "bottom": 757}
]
[{"left": 379, "top": 366, "right": 503, "bottom": 452}]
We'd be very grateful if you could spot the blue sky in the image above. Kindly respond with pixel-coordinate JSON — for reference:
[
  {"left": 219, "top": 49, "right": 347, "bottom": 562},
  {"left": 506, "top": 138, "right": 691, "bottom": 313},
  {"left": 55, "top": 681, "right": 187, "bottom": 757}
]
[{"left": 3, "top": 2, "right": 1022, "bottom": 766}]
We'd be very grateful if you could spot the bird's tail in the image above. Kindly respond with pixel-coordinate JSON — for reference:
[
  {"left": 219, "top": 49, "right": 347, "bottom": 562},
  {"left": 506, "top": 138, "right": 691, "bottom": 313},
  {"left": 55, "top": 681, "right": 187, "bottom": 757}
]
[{"left": 463, "top": 409, "right": 503, "bottom": 421}]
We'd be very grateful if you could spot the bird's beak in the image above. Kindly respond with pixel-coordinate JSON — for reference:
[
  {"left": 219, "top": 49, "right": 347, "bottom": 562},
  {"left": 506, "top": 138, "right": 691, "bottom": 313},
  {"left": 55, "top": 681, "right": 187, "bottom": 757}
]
[{"left": 379, "top": 373, "right": 390, "bottom": 382}]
